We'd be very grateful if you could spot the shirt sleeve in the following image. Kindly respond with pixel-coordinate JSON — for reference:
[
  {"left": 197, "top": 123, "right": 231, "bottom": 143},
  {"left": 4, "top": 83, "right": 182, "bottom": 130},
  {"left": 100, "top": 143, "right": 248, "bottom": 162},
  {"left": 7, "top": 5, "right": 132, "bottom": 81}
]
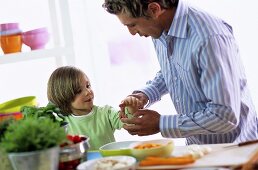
[
  {"left": 135, "top": 70, "right": 169, "bottom": 107},
  {"left": 160, "top": 35, "right": 242, "bottom": 138},
  {"left": 106, "top": 105, "right": 124, "bottom": 130}
]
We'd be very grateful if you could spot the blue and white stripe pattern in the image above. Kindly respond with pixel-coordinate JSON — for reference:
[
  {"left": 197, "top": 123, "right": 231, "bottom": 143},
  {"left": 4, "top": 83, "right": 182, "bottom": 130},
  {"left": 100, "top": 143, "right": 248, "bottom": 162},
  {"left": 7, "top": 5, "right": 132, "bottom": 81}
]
[{"left": 139, "top": 0, "right": 258, "bottom": 144}]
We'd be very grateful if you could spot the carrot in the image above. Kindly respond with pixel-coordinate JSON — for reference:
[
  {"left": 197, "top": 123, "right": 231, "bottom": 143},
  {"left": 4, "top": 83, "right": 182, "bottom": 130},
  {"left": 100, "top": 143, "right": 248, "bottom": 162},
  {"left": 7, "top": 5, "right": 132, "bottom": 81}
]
[{"left": 139, "top": 155, "right": 196, "bottom": 166}]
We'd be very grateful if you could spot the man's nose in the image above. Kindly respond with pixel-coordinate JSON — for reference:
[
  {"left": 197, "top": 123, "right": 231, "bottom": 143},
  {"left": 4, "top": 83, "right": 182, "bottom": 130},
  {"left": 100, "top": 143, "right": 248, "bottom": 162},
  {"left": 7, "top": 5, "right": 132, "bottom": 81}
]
[{"left": 128, "top": 27, "right": 137, "bottom": 35}]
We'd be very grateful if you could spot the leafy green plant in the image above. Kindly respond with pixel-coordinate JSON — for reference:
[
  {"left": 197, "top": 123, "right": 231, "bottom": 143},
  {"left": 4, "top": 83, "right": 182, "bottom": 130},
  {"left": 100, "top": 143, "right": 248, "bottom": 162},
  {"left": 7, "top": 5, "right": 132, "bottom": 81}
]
[
  {"left": 0, "top": 116, "right": 67, "bottom": 152},
  {"left": 0, "top": 118, "right": 14, "bottom": 142},
  {"left": 0, "top": 146, "right": 12, "bottom": 170},
  {"left": 20, "top": 103, "right": 66, "bottom": 126}
]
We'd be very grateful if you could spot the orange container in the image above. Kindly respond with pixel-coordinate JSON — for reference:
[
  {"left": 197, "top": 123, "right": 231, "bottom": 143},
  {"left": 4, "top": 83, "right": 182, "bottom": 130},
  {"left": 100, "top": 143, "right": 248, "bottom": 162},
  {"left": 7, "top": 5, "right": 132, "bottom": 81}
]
[{"left": 0, "top": 34, "right": 22, "bottom": 54}]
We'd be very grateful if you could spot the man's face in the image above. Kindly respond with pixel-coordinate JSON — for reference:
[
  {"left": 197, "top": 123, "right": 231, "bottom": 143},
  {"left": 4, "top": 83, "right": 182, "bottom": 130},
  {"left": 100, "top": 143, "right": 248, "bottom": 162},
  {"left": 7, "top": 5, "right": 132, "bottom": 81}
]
[{"left": 117, "top": 12, "right": 163, "bottom": 39}]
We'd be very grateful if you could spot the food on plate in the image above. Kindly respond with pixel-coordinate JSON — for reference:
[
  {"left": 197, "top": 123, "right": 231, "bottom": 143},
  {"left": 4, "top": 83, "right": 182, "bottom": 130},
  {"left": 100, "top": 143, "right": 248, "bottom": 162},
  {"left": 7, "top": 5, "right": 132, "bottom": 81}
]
[
  {"left": 94, "top": 159, "right": 129, "bottom": 170},
  {"left": 134, "top": 143, "right": 162, "bottom": 149},
  {"left": 139, "top": 155, "right": 196, "bottom": 166},
  {"left": 130, "top": 139, "right": 174, "bottom": 160},
  {"left": 138, "top": 144, "right": 212, "bottom": 166},
  {"left": 186, "top": 145, "right": 212, "bottom": 159},
  {"left": 77, "top": 156, "right": 136, "bottom": 170}
]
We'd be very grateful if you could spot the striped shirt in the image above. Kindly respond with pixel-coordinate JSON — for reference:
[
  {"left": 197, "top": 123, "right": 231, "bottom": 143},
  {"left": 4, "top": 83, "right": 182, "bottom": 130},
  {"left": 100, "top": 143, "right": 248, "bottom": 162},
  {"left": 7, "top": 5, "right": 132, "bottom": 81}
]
[{"left": 138, "top": 0, "right": 258, "bottom": 144}]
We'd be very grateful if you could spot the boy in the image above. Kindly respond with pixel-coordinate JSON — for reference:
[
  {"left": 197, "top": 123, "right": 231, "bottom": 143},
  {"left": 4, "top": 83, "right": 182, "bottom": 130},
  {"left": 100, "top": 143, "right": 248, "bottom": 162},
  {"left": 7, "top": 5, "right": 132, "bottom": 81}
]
[{"left": 47, "top": 66, "right": 141, "bottom": 150}]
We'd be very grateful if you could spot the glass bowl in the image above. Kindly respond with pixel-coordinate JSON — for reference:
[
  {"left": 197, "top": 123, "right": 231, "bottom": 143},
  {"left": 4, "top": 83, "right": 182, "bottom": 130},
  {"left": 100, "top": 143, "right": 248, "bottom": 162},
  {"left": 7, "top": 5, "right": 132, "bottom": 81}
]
[{"left": 59, "top": 135, "right": 90, "bottom": 170}]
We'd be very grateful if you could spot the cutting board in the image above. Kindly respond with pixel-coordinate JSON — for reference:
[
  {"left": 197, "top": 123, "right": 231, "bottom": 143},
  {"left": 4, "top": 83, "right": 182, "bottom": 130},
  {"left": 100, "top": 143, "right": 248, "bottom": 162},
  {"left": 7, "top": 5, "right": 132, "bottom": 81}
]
[{"left": 137, "top": 143, "right": 258, "bottom": 169}]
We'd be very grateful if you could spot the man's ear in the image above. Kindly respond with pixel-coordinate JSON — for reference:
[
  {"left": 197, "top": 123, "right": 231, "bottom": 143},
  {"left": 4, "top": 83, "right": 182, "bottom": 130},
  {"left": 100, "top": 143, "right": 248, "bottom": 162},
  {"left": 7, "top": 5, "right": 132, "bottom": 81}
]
[{"left": 147, "top": 2, "right": 163, "bottom": 18}]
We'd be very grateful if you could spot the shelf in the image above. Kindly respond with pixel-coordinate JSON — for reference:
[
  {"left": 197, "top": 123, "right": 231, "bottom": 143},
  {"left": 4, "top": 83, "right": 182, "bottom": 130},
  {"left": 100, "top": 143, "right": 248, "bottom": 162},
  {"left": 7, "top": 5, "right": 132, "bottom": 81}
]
[
  {"left": 0, "top": 0, "right": 75, "bottom": 66},
  {"left": 0, "top": 46, "right": 73, "bottom": 65}
]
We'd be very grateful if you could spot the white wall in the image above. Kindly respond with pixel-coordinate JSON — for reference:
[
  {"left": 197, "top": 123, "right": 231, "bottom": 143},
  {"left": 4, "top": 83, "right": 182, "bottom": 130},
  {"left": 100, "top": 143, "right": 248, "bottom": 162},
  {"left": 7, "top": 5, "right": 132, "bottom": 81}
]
[{"left": 0, "top": 0, "right": 257, "bottom": 146}]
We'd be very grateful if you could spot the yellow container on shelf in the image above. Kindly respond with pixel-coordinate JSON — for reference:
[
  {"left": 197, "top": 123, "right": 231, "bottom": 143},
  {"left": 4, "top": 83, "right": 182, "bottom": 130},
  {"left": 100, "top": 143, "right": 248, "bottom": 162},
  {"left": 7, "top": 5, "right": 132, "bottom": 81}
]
[{"left": 0, "top": 96, "right": 37, "bottom": 113}]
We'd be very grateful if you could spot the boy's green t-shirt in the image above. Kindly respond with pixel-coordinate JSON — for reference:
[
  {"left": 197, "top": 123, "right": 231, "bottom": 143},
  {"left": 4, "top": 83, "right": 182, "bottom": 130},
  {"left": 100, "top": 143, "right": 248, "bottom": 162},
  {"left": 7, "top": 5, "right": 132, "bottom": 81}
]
[{"left": 65, "top": 105, "right": 123, "bottom": 150}]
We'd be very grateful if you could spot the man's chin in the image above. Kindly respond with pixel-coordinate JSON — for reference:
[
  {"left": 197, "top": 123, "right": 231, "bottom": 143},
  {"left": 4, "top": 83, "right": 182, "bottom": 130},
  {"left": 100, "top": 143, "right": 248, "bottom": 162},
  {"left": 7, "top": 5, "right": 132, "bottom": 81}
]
[
  {"left": 152, "top": 34, "right": 162, "bottom": 39},
  {"left": 151, "top": 32, "right": 164, "bottom": 39}
]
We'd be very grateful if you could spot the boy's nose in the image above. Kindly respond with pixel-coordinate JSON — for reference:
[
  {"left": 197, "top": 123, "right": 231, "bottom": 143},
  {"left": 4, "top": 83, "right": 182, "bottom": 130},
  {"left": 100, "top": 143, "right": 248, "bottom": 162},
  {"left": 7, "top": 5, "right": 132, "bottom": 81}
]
[{"left": 83, "top": 88, "right": 91, "bottom": 95}]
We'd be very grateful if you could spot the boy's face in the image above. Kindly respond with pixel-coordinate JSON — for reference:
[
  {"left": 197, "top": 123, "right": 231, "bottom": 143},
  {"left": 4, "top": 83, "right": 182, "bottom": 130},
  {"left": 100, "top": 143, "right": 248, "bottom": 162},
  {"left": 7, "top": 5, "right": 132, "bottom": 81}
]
[{"left": 70, "top": 75, "right": 94, "bottom": 115}]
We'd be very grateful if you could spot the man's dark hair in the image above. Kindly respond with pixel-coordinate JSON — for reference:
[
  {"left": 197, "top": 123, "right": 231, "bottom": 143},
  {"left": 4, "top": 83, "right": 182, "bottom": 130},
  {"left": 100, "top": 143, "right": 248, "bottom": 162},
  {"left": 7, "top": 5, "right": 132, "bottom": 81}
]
[{"left": 103, "top": 0, "right": 179, "bottom": 18}]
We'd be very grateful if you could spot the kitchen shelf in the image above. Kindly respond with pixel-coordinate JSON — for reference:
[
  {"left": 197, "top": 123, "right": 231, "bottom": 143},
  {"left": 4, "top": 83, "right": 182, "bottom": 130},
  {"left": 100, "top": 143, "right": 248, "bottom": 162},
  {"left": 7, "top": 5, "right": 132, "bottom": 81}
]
[
  {"left": 0, "top": 46, "right": 74, "bottom": 66},
  {"left": 0, "top": 0, "right": 75, "bottom": 67}
]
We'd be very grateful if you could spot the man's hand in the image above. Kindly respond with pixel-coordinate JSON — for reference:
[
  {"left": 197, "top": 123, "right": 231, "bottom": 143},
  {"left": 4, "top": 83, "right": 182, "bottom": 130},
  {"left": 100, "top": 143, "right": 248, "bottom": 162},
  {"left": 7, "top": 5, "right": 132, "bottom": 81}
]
[{"left": 121, "top": 109, "right": 160, "bottom": 136}]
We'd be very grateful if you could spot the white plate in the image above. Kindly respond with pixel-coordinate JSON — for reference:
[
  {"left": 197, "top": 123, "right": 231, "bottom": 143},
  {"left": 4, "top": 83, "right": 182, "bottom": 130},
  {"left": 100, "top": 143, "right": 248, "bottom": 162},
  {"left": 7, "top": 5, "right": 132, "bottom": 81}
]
[{"left": 77, "top": 155, "right": 137, "bottom": 170}]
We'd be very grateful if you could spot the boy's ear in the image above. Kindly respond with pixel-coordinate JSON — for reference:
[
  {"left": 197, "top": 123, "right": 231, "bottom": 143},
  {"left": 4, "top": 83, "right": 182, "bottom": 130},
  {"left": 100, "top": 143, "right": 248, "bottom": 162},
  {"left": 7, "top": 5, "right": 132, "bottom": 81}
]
[{"left": 147, "top": 2, "right": 163, "bottom": 18}]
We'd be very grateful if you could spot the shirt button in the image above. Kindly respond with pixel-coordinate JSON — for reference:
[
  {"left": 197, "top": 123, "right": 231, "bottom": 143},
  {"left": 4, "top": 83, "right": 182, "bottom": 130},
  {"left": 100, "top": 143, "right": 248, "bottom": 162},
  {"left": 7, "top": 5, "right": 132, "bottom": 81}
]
[
  {"left": 174, "top": 77, "right": 177, "bottom": 81},
  {"left": 176, "top": 99, "right": 180, "bottom": 103}
]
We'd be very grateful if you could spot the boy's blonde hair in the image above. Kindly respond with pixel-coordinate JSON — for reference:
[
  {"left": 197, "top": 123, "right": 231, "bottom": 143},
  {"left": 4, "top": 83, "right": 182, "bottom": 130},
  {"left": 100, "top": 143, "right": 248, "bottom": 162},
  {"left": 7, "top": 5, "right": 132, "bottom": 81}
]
[{"left": 47, "top": 66, "right": 85, "bottom": 115}]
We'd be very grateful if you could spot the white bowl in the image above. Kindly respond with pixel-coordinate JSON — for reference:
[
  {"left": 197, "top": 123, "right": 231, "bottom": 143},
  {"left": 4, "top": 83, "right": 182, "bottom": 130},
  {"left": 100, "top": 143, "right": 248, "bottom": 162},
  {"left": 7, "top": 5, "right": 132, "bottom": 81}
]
[
  {"left": 129, "top": 139, "right": 174, "bottom": 160},
  {"left": 77, "top": 156, "right": 136, "bottom": 170}
]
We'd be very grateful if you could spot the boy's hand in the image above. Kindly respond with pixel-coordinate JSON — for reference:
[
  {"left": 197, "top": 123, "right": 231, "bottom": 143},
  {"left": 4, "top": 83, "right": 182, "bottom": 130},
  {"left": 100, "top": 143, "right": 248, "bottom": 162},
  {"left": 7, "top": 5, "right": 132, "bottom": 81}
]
[
  {"left": 120, "top": 96, "right": 143, "bottom": 114},
  {"left": 130, "top": 92, "right": 149, "bottom": 108}
]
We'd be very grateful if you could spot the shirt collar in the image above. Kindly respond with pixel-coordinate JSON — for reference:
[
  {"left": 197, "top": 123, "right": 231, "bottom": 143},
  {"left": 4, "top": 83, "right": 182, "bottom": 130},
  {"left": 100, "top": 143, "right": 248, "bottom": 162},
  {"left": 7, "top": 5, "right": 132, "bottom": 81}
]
[
  {"left": 71, "top": 106, "right": 95, "bottom": 117},
  {"left": 158, "top": 0, "right": 189, "bottom": 41},
  {"left": 167, "top": 0, "right": 188, "bottom": 38}
]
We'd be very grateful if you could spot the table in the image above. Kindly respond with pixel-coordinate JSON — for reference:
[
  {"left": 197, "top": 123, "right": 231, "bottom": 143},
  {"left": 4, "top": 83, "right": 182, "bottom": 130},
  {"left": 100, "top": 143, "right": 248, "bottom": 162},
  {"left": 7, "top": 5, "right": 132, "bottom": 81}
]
[{"left": 86, "top": 143, "right": 258, "bottom": 170}]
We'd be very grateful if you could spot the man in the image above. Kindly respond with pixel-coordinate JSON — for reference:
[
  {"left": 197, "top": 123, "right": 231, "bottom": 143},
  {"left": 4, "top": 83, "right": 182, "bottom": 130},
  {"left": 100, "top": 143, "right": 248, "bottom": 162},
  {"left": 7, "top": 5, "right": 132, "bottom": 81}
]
[{"left": 103, "top": 0, "right": 258, "bottom": 144}]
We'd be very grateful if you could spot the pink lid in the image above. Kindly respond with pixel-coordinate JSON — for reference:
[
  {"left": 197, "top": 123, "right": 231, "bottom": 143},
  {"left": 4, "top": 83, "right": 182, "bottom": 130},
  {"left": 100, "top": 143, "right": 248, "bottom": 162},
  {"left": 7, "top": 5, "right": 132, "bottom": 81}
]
[{"left": 0, "top": 23, "right": 19, "bottom": 31}]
